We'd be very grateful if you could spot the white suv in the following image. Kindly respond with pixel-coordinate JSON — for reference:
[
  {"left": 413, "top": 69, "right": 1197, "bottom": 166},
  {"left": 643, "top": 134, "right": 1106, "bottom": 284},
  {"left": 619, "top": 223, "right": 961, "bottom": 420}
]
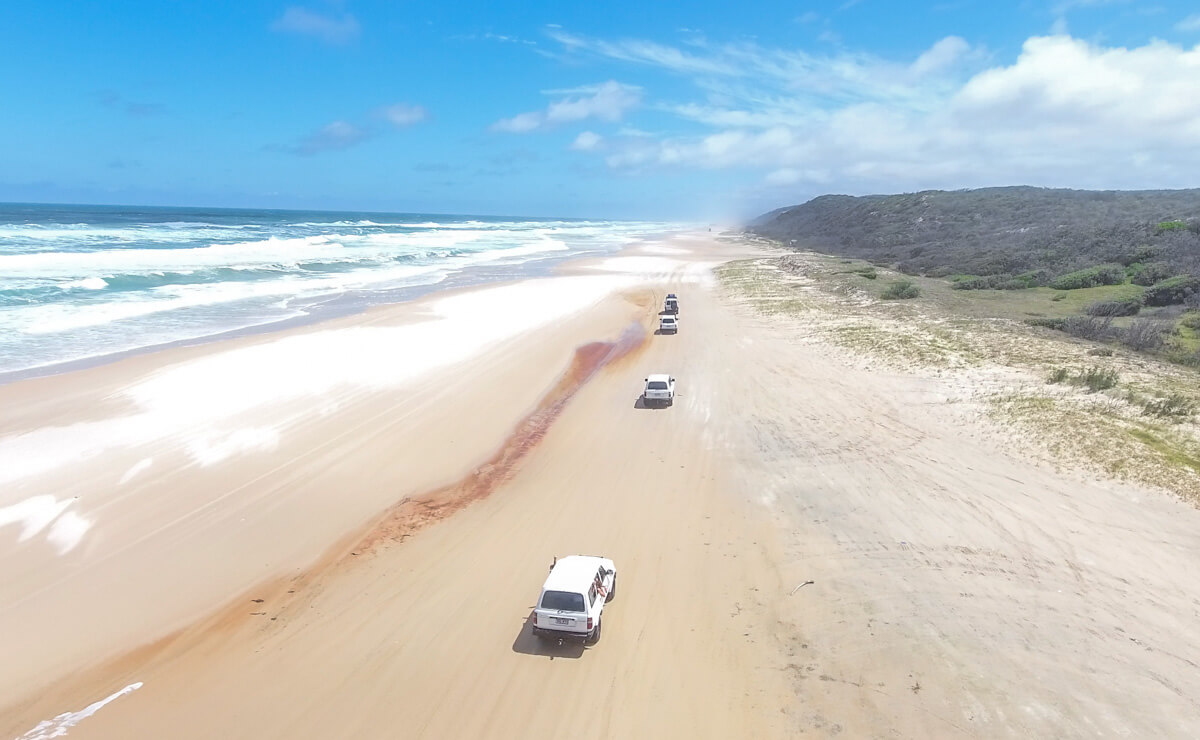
[
  {"left": 659, "top": 315, "right": 678, "bottom": 334},
  {"left": 642, "top": 374, "right": 675, "bottom": 407},
  {"left": 531, "top": 555, "right": 617, "bottom": 644}
]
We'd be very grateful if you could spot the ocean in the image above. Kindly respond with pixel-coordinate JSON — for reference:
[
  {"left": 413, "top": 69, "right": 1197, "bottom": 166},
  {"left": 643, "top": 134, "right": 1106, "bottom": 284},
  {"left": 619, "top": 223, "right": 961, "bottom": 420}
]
[{"left": 0, "top": 203, "right": 677, "bottom": 376}]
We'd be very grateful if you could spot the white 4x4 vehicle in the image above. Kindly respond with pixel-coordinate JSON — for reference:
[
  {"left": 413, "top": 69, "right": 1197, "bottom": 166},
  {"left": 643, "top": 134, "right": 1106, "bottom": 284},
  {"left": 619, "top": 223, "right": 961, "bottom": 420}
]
[
  {"left": 532, "top": 555, "right": 617, "bottom": 644},
  {"left": 642, "top": 374, "right": 675, "bottom": 407},
  {"left": 659, "top": 315, "right": 678, "bottom": 334}
]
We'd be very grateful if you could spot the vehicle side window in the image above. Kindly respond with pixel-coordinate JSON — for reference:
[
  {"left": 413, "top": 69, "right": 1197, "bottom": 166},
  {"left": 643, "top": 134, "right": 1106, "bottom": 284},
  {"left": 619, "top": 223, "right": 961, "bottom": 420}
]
[{"left": 588, "top": 585, "right": 597, "bottom": 606}]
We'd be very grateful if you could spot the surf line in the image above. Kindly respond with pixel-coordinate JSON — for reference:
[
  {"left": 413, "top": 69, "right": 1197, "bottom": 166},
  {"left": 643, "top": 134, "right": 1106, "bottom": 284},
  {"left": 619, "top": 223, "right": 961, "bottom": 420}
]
[
  {"left": 353, "top": 321, "right": 646, "bottom": 555},
  {"left": 15, "top": 682, "right": 143, "bottom": 740}
]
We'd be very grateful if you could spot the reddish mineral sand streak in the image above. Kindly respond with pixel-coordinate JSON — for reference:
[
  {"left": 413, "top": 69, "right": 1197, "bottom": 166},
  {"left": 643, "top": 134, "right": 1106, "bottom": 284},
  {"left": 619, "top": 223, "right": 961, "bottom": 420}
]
[{"left": 353, "top": 322, "right": 646, "bottom": 555}]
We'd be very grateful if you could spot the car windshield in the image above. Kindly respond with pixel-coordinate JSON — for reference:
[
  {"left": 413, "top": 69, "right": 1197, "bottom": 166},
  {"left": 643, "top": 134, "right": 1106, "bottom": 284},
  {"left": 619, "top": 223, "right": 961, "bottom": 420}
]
[
  {"left": 541, "top": 590, "right": 585, "bottom": 612},
  {"left": 647, "top": 381, "right": 669, "bottom": 390}
]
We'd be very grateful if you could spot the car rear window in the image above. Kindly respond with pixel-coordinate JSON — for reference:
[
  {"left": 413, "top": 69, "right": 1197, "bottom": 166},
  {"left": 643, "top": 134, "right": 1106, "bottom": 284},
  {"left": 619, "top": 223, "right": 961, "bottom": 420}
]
[
  {"left": 541, "top": 590, "right": 585, "bottom": 612},
  {"left": 647, "top": 381, "right": 668, "bottom": 390},
  {"left": 662, "top": 317, "right": 675, "bottom": 323}
]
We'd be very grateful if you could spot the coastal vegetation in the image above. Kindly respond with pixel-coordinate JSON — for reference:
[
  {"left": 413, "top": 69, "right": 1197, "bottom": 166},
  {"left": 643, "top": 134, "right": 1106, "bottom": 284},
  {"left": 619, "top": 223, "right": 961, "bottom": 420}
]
[
  {"left": 751, "top": 186, "right": 1200, "bottom": 368},
  {"left": 718, "top": 244, "right": 1200, "bottom": 503}
]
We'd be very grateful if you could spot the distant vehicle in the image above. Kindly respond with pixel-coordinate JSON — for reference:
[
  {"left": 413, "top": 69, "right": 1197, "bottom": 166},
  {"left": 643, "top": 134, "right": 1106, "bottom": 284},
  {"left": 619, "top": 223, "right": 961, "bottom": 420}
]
[
  {"left": 659, "top": 315, "right": 679, "bottom": 334},
  {"left": 532, "top": 555, "right": 617, "bottom": 645},
  {"left": 664, "top": 295, "right": 679, "bottom": 314},
  {"left": 642, "top": 374, "right": 675, "bottom": 407}
]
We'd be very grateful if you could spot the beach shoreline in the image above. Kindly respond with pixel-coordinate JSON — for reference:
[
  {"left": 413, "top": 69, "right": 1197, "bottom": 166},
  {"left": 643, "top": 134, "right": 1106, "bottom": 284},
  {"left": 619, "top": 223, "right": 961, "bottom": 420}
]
[
  {"left": 0, "top": 230, "right": 760, "bottom": 729},
  {"left": 0, "top": 228, "right": 691, "bottom": 386},
  {"left": 5, "top": 232, "right": 1200, "bottom": 738}
]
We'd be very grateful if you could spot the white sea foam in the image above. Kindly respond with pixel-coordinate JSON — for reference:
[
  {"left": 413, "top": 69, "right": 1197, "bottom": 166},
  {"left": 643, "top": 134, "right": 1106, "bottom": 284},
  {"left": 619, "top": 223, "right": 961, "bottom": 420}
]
[
  {"left": 64, "top": 277, "right": 109, "bottom": 290},
  {"left": 9, "top": 236, "right": 571, "bottom": 336},
  {"left": 15, "top": 682, "right": 142, "bottom": 739}
]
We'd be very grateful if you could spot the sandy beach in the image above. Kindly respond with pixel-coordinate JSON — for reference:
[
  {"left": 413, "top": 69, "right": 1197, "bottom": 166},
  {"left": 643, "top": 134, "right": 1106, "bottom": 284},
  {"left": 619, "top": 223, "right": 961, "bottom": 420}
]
[{"left": 3, "top": 232, "right": 1200, "bottom": 738}]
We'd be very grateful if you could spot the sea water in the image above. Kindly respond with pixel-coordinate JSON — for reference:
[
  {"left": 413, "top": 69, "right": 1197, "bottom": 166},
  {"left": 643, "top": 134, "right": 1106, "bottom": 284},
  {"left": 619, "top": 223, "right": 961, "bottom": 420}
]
[{"left": 0, "top": 203, "right": 676, "bottom": 376}]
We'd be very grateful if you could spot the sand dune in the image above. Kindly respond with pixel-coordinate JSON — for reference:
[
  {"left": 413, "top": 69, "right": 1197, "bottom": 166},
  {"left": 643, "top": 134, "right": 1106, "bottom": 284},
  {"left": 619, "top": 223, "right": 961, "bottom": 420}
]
[{"left": 3, "top": 233, "right": 1200, "bottom": 738}]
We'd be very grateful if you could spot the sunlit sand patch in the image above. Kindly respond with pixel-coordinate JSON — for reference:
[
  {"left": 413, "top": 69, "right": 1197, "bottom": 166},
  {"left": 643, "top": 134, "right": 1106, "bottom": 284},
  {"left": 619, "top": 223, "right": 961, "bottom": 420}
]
[
  {"left": 118, "top": 457, "right": 153, "bottom": 485},
  {"left": 0, "top": 274, "right": 639, "bottom": 485},
  {"left": 46, "top": 510, "right": 92, "bottom": 554},
  {"left": 0, "top": 495, "right": 72, "bottom": 542},
  {"left": 15, "top": 682, "right": 142, "bottom": 740},
  {"left": 186, "top": 427, "right": 280, "bottom": 466},
  {"left": 0, "top": 495, "right": 92, "bottom": 554}
]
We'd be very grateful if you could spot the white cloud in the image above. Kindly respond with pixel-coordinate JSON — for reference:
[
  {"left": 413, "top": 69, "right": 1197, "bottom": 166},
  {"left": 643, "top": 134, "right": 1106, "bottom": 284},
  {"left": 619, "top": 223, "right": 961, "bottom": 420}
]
[
  {"left": 580, "top": 32, "right": 1200, "bottom": 197},
  {"left": 910, "top": 36, "right": 971, "bottom": 76},
  {"left": 271, "top": 7, "right": 360, "bottom": 44},
  {"left": 1177, "top": 14, "right": 1200, "bottom": 31},
  {"left": 571, "top": 131, "right": 603, "bottom": 151},
  {"left": 492, "top": 112, "right": 544, "bottom": 133},
  {"left": 290, "top": 120, "right": 370, "bottom": 155},
  {"left": 492, "top": 80, "right": 641, "bottom": 133},
  {"left": 381, "top": 103, "right": 429, "bottom": 127}
]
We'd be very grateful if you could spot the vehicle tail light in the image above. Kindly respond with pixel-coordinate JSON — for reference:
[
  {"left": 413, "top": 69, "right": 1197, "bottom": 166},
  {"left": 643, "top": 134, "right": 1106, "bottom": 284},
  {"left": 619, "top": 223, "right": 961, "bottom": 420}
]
[{"left": 587, "top": 617, "right": 593, "bottom": 630}]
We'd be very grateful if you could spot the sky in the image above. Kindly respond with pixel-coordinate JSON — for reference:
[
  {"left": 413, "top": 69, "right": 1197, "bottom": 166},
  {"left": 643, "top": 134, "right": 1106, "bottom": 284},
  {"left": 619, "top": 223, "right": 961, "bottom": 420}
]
[{"left": 2, "top": 0, "right": 1200, "bottom": 220}]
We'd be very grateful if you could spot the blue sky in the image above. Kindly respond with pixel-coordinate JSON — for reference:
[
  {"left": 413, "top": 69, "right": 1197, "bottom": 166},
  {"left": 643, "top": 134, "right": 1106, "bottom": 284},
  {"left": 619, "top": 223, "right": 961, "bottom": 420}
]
[{"left": 2, "top": 1, "right": 1200, "bottom": 220}]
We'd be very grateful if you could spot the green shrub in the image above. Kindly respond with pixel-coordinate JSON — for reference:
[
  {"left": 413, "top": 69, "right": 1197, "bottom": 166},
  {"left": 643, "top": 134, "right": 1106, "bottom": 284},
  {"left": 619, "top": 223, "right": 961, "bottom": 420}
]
[
  {"left": 1063, "top": 315, "right": 1116, "bottom": 341},
  {"left": 1122, "top": 319, "right": 1167, "bottom": 351},
  {"left": 1180, "top": 311, "right": 1200, "bottom": 330},
  {"left": 951, "top": 273, "right": 1036, "bottom": 291},
  {"left": 1047, "top": 366, "right": 1121, "bottom": 391},
  {"left": 951, "top": 276, "right": 993, "bottom": 290},
  {"left": 1088, "top": 347, "right": 1114, "bottom": 357},
  {"left": 1157, "top": 220, "right": 1188, "bottom": 232},
  {"left": 1141, "top": 393, "right": 1196, "bottom": 419},
  {"left": 881, "top": 279, "right": 920, "bottom": 300},
  {"left": 1078, "top": 366, "right": 1119, "bottom": 392},
  {"left": 1014, "top": 269, "right": 1050, "bottom": 288},
  {"left": 1143, "top": 275, "right": 1200, "bottom": 306},
  {"left": 1129, "top": 261, "right": 1175, "bottom": 286},
  {"left": 1050, "top": 264, "right": 1127, "bottom": 290},
  {"left": 1051, "top": 294, "right": 1067, "bottom": 302},
  {"left": 994, "top": 279, "right": 1032, "bottom": 291},
  {"left": 1113, "top": 246, "right": 1159, "bottom": 266},
  {"left": 1026, "top": 317, "right": 1067, "bottom": 330},
  {"left": 1085, "top": 297, "right": 1142, "bottom": 317}
]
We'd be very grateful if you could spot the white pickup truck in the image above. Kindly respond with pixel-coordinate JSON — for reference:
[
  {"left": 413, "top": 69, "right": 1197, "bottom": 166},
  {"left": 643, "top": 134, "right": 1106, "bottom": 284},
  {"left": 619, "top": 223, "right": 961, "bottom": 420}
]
[
  {"left": 642, "top": 374, "right": 675, "bottom": 407},
  {"left": 531, "top": 555, "right": 617, "bottom": 644},
  {"left": 658, "top": 315, "right": 679, "bottom": 334}
]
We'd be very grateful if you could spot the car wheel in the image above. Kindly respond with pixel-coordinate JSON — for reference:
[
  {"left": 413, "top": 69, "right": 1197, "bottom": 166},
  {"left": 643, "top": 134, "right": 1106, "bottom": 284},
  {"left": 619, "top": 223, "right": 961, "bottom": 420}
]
[
  {"left": 605, "top": 574, "right": 617, "bottom": 603},
  {"left": 587, "top": 618, "right": 602, "bottom": 645}
]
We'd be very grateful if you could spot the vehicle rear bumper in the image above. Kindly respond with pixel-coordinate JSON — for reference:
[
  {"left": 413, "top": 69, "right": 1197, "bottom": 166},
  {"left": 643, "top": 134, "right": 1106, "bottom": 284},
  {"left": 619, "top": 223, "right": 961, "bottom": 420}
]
[{"left": 532, "top": 626, "right": 593, "bottom": 641}]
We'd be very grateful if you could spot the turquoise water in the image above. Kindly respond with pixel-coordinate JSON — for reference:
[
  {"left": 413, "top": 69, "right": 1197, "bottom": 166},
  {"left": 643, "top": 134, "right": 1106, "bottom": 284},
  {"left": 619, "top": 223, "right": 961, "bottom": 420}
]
[{"left": 0, "top": 203, "right": 676, "bottom": 374}]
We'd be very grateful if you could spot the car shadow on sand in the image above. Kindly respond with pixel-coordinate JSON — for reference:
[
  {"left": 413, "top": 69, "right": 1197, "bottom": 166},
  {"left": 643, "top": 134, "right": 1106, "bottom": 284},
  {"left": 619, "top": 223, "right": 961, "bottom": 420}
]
[
  {"left": 512, "top": 612, "right": 586, "bottom": 659},
  {"left": 634, "top": 397, "right": 672, "bottom": 410}
]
